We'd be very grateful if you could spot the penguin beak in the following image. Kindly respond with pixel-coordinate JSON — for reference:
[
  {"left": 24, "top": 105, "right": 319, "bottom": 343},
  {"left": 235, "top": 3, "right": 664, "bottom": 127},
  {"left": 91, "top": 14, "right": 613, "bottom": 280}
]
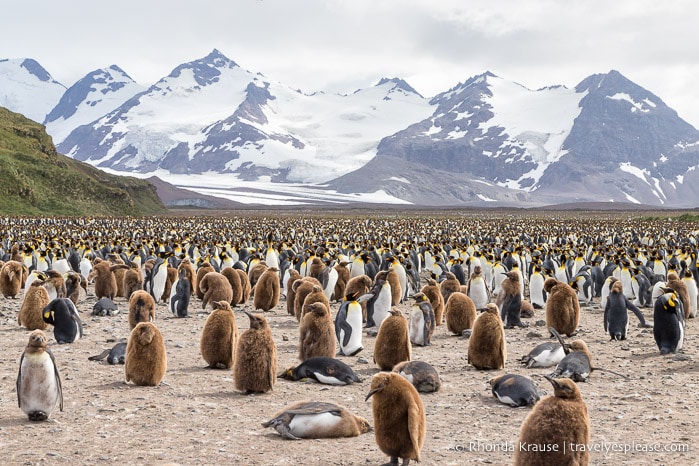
[
  {"left": 365, "top": 387, "right": 381, "bottom": 402},
  {"left": 543, "top": 374, "right": 561, "bottom": 389}
]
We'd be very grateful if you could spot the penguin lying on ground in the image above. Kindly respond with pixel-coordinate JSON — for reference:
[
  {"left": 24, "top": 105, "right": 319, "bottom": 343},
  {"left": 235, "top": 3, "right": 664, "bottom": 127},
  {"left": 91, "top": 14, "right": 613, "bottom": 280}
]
[
  {"left": 518, "top": 341, "right": 565, "bottom": 368},
  {"left": 88, "top": 342, "right": 127, "bottom": 365},
  {"left": 262, "top": 401, "right": 371, "bottom": 440},
  {"left": 489, "top": 374, "right": 541, "bottom": 407},
  {"left": 279, "top": 356, "right": 361, "bottom": 385}
]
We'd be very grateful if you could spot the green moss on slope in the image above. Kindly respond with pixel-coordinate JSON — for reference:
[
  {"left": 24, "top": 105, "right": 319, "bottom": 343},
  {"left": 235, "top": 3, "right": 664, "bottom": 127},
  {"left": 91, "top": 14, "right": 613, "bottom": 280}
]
[{"left": 0, "top": 107, "right": 165, "bottom": 216}]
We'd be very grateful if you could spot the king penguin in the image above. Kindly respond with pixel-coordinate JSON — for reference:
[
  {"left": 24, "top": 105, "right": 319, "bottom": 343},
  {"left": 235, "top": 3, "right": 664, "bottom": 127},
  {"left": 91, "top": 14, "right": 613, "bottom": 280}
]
[
  {"left": 334, "top": 291, "right": 369, "bottom": 356},
  {"left": 366, "top": 270, "right": 392, "bottom": 329},
  {"left": 653, "top": 289, "right": 685, "bottom": 354},
  {"left": 16, "top": 330, "right": 63, "bottom": 421}
]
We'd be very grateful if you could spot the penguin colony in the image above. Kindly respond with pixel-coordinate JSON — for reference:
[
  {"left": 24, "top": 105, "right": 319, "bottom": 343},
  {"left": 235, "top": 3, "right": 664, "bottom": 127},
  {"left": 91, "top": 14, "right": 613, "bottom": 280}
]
[{"left": 0, "top": 213, "right": 696, "bottom": 464}]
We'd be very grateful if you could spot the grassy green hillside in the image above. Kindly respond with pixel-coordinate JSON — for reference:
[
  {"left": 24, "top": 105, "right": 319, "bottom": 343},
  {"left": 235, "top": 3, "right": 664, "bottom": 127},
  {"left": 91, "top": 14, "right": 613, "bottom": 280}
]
[{"left": 0, "top": 107, "right": 166, "bottom": 216}]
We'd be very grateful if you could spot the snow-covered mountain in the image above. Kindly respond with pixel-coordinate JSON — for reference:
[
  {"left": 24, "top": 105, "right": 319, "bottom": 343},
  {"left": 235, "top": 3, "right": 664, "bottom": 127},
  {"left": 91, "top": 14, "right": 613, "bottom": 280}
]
[
  {"left": 3, "top": 50, "right": 699, "bottom": 207},
  {"left": 0, "top": 58, "right": 65, "bottom": 123},
  {"left": 44, "top": 65, "right": 145, "bottom": 144},
  {"left": 353, "top": 70, "right": 699, "bottom": 206},
  {"left": 58, "top": 49, "right": 434, "bottom": 184}
]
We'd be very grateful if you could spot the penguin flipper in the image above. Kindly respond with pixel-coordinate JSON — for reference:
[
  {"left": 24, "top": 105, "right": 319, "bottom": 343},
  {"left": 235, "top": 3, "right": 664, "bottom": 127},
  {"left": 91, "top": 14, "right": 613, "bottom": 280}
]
[
  {"left": 47, "top": 348, "right": 63, "bottom": 411},
  {"left": 407, "top": 403, "right": 422, "bottom": 460},
  {"left": 626, "top": 299, "right": 646, "bottom": 326},
  {"left": 16, "top": 352, "right": 25, "bottom": 407},
  {"left": 549, "top": 327, "right": 568, "bottom": 354},
  {"left": 88, "top": 349, "right": 111, "bottom": 361},
  {"left": 340, "top": 320, "right": 353, "bottom": 347}
]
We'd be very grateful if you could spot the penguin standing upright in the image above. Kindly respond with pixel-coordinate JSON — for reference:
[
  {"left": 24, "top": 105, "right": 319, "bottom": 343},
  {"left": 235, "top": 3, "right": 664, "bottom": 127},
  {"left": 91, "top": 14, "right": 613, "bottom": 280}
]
[
  {"left": 16, "top": 330, "right": 63, "bottom": 421},
  {"left": 169, "top": 268, "right": 191, "bottom": 318},
  {"left": 653, "top": 289, "right": 685, "bottom": 354},
  {"left": 234, "top": 311, "right": 277, "bottom": 394},
  {"left": 496, "top": 271, "right": 526, "bottom": 329},
  {"left": 466, "top": 265, "right": 490, "bottom": 310},
  {"left": 365, "top": 270, "right": 392, "bottom": 329},
  {"left": 514, "top": 376, "right": 590, "bottom": 466},
  {"left": 528, "top": 264, "right": 547, "bottom": 309},
  {"left": 409, "top": 293, "right": 436, "bottom": 347},
  {"left": 374, "top": 308, "right": 411, "bottom": 371},
  {"left": 604, "top": 280, "right": 648, "bottom": 340},
  {"left": 334, "top": 291, "right": 369, "bottom": 356},
  {"left": 420, "top": 278, "right": 444, "bottom": 326},
  {"left": 681, "top": 269, "right": 698, "bottom": 318}
]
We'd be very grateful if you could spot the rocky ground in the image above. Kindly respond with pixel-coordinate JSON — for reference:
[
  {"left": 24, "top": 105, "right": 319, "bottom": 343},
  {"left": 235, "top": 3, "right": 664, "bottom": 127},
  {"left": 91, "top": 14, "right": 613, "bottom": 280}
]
[{"left": 0, "top": 279, "right": 697, "bottom": 466}]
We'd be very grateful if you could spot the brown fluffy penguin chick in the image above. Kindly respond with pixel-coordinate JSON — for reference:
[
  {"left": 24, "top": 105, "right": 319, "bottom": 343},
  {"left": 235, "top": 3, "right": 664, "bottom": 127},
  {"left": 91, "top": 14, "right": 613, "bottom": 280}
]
[
  {"left": 0, "top": 260, "right": 26, "bottom": 298},
  {"left": 234, "top": 311, "right": 277, "bottom": 394},
  {"left": 248, "top": 261, "right": 268, "bottom": 289},
  {"left": 333, "top": 261, "right": 350, "bottom": 301},
  {"left": 300, "top": 284, "right": 330, "bottom": 320},
  {"left": 468, "top": 303, "right": 506, "bottom": 370},
  {"left": 520, "top": 299, "right": 535, "bottom": 318},
  {"left": 386, "top": 268, "right": 403, "bottom": 307},
  {"left": 235, "top": 269, "right": 252, "bottom": 305},
  {"left": 374, "top": 308, "right": 412, "bottom": 371},
  {"left": 128, "top": 290, "right": 156, "bottom": 330},
  {"left": 125, "top": 322, "right": 167, "bottom": 386},
  {"left": 293, "top": 277, "right": 322, "bottom": 322},
  {"left": 109, "top": 256, "right": 128, "bottom": 298},
  {"left": 298, "top": 302, "right": 336, "bottom": 360},
  {"left": 345, "top": 274, "right": 372, "bottom": 321},
  {"left": 285, "top": 269, "right": 302, "bottom": 315},
  {"left": 308, "top": 256, "right": 325, "bottom": 280},
  {"left": 18, "top": 280, "right": 50, "bottom": 330},
  {"left": 421, "top": 278, "right": 445, "bottom": 326},
  {"left": 177, "top": 256, "right": 197, "bottom": 296},
  {"left": 88, "top": 260, "right": 128, "bottom": 300},
  {"left": 43, "top": 270, "right": 66, "bottom": 299},
  {"left": 221, "top": 267, "right": 243, "bottom": 306},
  {"left": 195, "top": 262, "right": 215, "bottom": 299},
  {"left": 200, "top": 301, "right": 238, "bottom": 369},
  {"left": 366, "top": 372, "right": 426, "bottom": 465},
  {"left": 544, "top": 278, "right": 581, "bottom": 337},
  {"left": 666, "top": 271, "right": 691, "bottom": 319},
  {"left": 439, "top": 272, "right": 461, "bottom": 305},
  {"left": 64, "top": 271, "right": 87, "bottom": 305},
  {"left": 123, "top": 263, "right": 144, "bottom": 300},
  {"left": 445, "top": 292, "right": 477, "bottom": 335},
  {"left": 198, "top": 272, "right": 233, "bottom": 310},
  {"left": 514, "top": 376, "right": 590, "bottom": 466},
  {"left": 253, "top": 267, "right": 280, "bottom": 311},
  {"left": 262, "top": 401, "right": 371, "bottom": 440}
]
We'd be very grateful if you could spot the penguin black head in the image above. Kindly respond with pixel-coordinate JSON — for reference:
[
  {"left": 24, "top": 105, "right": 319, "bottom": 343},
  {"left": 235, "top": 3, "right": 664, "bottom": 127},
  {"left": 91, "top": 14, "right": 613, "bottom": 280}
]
[
  {"left": 344, "top": 290, "right": 362, "bottom": 302},
  {"left": 411, "top": 292, "right": 428, "bottom": 303}
]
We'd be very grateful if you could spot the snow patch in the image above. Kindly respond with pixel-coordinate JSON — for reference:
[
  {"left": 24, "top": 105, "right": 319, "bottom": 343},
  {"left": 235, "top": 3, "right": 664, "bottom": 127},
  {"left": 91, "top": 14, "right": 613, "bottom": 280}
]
[
  {"left": 476, "top": 194, "right": 497, "bottom": 202},
  {"left": 607, "top": 93, "right": 655, "bottom": 113},
  {"left": 387, "top": 176, "right": 410, "bottom": 184}
]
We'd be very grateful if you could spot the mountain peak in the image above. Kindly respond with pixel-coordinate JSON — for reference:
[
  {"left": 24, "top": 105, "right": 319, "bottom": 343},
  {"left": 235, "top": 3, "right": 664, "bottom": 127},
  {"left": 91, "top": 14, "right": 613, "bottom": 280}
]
[
  {"left": 20, "top": 58, "right": 54, "bottom": 83},
  {"left": 375, "top": 77, "right": 423, "bottom": 98},
  {"left": 164, "top": 49, "right": 239, "bottom": 87}
]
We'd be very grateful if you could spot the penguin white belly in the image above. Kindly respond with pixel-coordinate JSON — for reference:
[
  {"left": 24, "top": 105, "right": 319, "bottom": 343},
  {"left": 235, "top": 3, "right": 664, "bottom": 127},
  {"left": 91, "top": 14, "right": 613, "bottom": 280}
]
[
  {"left": 495, "top": 393, "right": 518, "bottom": 407},
  {"left": 409, "top": 309, "right": 426, "bottom": 346},
  {"left": 684, "top": 280, "right": 698, "bottom": 318},
  {"left": 312, "top": 372, "right": 345, "bottom": 385},
  {"left": 397, "top": 371, "right": 414, "bottom": 384},
  {"left": 152, "top": 268, "right": 168, "bottom": 302},
  {"left": 341, "top": 310, "right": 363, "bottom": 355},
  {"left": 80, "top": 259, "right": 92, "bottom": 280},
  {"left": 288, "top": 412, "right": 340, "bottom": 437},
  {"left": 372, "top": 287, "right": 392, "bottom": 328},
  {"left": 45, "top": 285, "right": 58, "bottom": 302},
  {"left": 349, "top": 261, "right": 364, "bottom": 279},
  {"left": 529, "top": 275, "right": 545, "bottom": 308},
  {"left": 469, "top": 281, "right": 489, "bottom": 309},
  {"left": 24, "top": 274, "right": 40, "bottom": 294},
  {"left": 281, "top": 270, "right": 291, "bottom": 297},
  {"left": 265, "top": 249, "right": 279, "bottom": 269},
  {"left": 531, "top": 346, "right": 565, "bottom": 368},
  {"left": 52, "top": 259, "right": 70, "bottom": 275},
  {"left": 169, "top": 279, "right": 180, "bottom": 314},
  {"left": 19, "top": 354, "right": 59, "bottom": 415},
  {"left": 323, "top": 268, "right": 338, "bottom": 301},
  {"left": 676, "top": 321, "right": 685, "bottom": 352}
]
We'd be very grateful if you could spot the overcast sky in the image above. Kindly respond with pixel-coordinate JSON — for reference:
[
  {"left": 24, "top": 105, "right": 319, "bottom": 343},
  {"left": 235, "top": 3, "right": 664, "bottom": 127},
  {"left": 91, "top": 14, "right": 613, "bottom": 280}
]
[{"left": 3, "top": 0, "right": 699, "bottom": 126}]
